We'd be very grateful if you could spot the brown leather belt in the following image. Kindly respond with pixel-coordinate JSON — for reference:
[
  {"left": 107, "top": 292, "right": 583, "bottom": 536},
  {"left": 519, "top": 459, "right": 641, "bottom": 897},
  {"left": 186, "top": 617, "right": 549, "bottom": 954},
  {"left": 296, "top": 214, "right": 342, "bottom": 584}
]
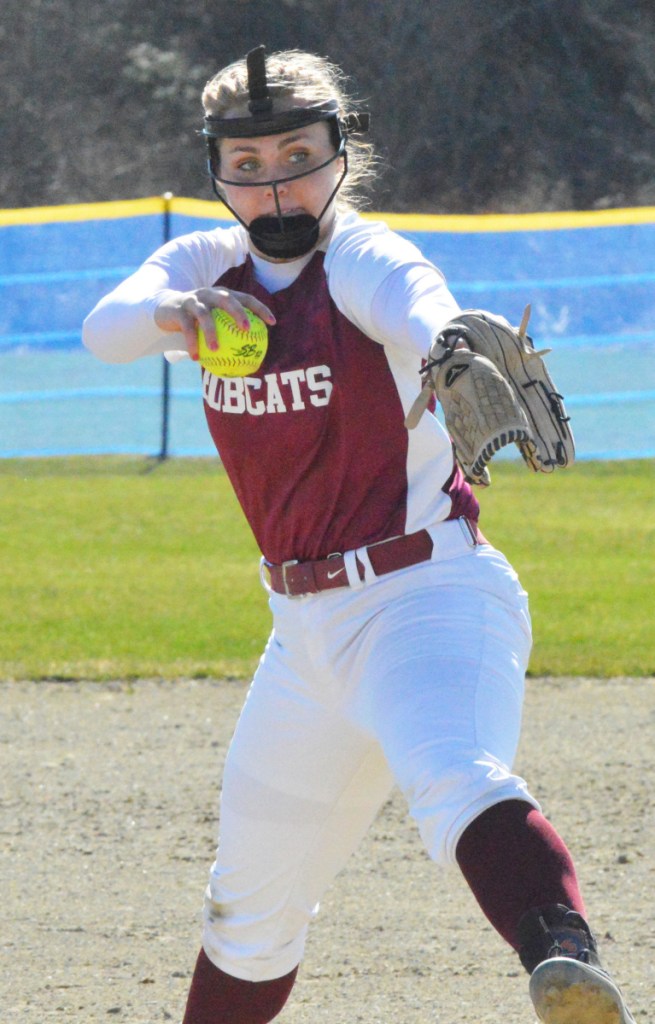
[{"left": 263, "top": 518, "right": 482, "bottom": 598}]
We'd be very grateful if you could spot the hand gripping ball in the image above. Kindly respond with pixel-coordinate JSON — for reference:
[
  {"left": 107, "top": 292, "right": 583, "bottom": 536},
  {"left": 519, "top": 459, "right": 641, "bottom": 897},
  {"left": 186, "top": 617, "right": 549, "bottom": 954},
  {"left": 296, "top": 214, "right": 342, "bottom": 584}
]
[{"left": 197, "top": 309, "right": 269, "bottom": 378}]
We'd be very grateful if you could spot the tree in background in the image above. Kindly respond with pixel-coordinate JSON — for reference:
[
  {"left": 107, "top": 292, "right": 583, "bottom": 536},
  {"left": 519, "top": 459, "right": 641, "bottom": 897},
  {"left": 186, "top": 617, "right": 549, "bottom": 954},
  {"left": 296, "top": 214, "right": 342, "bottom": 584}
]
[{"left": 2, "top": 0, "right": 654, "bottom": 212}]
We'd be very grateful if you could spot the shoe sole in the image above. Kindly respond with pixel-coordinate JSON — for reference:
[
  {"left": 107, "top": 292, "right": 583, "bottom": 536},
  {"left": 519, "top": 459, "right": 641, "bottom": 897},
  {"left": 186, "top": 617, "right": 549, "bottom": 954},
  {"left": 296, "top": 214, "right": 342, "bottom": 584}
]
[{"left": 530, "top": 957, "right": 627, "bottom": 1024}]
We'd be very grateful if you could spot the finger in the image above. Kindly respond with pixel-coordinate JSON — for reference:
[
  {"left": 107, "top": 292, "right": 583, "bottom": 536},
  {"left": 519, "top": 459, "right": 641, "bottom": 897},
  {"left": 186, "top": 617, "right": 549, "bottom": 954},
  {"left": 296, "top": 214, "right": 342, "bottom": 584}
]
[
  {"left": 238, "top": 294, "right": 277, "bottom": 327},
  {"left": 180, "top": 314, "right": 202, "bottom": 359},
  {"left": 203, "top": 289, "right": 276, "bottom": 331},
  {"left": 171, "top": 301, "right": 204, "bottom": 358},
  {"left": 186, "top": 326, "right": 200, "bottom": 361},
  {"left": 179, "top": 297, "right": 215, "bottom": 354},
  {"left": 155, "top": 293, "right": 212, "bottom": 358},
  {"left": 194, "top": 308, "right": 219, "bottom": 350}
]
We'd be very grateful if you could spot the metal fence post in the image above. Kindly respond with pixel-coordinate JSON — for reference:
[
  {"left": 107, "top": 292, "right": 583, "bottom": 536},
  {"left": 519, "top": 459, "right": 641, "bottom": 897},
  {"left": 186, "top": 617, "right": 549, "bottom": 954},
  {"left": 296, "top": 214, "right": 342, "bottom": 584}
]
[{"left": 158, "top": 192, "right": 173, "bottom": 460}]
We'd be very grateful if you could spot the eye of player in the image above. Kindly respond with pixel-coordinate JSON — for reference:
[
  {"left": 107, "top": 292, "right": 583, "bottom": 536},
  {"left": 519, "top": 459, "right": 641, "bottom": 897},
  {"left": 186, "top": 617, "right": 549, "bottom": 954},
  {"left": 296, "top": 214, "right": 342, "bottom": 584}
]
[
  {"left": 228, "top": 134, "right": 324, "bottom": 184},
  {"left": 236, "top": 149, "right": 309, "bottom": 176},
  {"left": 233, "top": 156, "right": 263, "bottom": 177}
]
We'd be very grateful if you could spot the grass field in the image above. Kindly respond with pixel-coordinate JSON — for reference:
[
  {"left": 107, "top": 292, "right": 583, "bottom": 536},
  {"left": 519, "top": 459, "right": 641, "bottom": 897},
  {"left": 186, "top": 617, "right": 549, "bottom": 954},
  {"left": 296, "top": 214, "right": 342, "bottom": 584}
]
[{"left": 0, "top": 456, "right": 652, "bottom": 680}]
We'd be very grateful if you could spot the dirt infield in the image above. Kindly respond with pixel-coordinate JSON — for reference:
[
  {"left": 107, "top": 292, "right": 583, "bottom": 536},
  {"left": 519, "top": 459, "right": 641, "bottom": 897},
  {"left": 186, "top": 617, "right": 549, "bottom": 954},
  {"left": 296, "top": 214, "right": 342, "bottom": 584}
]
[{"left": 2, "top": 677, "right": 653, "bottom": 1023}]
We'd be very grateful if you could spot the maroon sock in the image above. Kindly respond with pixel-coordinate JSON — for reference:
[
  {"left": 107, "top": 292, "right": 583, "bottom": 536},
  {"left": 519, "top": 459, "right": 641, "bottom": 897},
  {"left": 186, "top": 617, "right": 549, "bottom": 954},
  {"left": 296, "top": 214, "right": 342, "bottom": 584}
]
[
  {"left": 182, "top": 948, "right": 298, "bottom": 1024},
  {"left": 455, "top": 799, "right": 585, "bottom": 951}
]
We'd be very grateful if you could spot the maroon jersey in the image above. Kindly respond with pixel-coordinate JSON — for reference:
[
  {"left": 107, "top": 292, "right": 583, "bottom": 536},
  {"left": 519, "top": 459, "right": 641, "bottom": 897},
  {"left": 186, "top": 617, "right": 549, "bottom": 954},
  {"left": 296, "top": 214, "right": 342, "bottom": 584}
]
[{"left": 202, "top": 251, "right": 478, "bottom": 564}]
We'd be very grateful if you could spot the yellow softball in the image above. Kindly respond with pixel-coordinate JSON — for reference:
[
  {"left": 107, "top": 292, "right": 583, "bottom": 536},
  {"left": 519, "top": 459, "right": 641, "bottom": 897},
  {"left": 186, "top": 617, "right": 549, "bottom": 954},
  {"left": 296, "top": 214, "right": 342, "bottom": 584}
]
[{"left": 197, "top": 308, "right": 269, "bottom": 378}]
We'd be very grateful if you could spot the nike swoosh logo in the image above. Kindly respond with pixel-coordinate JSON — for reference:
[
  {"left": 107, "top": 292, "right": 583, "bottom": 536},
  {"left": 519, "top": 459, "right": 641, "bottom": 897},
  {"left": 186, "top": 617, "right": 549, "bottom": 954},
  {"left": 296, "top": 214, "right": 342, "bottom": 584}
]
[{"left": 327, "top": 567, "right": 345, "bottom": 579}]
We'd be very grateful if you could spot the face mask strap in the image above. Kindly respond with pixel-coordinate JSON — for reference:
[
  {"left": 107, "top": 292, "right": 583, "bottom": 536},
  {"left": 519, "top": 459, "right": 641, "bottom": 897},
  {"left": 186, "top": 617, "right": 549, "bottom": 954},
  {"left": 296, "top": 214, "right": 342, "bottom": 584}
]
[
  {"left": 202, "top": 46, "right": 370, "bottom": 146},
  {"left": 312, "top": 148, "right": 348, "bottom": 227},
  {"left": 271, "top": 181, "right": 284, "bottom": 222},
  {"left": 246, "top": 45, "right": 273, "bottom": 115}
]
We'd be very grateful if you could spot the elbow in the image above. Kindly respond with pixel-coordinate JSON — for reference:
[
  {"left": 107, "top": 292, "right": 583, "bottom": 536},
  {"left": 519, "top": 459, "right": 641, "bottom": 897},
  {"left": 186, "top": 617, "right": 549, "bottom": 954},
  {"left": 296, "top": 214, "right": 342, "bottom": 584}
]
[{"left": 82, "top": 311, "right": 132, "bottom": 364}]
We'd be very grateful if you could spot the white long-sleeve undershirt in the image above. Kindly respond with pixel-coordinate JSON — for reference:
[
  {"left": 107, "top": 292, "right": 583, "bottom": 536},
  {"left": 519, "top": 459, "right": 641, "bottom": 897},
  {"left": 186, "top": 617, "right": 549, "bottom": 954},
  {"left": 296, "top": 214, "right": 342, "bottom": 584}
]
[{"left": 82, "top": 212, "right": 460, "bottom": 363}]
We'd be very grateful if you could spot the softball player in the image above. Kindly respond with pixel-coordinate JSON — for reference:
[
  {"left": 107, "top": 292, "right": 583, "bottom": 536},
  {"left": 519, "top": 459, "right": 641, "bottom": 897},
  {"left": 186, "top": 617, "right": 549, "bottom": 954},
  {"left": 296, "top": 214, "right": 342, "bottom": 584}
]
[{"left": 83, "top": 46, "right": 636, "bottom": 1024}]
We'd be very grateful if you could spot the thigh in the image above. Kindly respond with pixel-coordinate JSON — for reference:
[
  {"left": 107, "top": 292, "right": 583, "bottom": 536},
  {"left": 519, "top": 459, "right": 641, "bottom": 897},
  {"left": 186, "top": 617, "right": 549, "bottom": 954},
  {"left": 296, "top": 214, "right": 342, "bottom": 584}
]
[
  {"left": 351, "top": 546, "right": 537, "bottom": 864},
  {"left": 203, "top": 631, "right": 394, "bottom": 981}
]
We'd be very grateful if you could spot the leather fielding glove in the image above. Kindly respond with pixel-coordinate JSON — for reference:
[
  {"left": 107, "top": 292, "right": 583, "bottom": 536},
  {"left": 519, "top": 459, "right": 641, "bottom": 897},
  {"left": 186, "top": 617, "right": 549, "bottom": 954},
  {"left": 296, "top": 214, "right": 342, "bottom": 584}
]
[{"left": 405, "top": 305, "right": 575, "bottom": 485}]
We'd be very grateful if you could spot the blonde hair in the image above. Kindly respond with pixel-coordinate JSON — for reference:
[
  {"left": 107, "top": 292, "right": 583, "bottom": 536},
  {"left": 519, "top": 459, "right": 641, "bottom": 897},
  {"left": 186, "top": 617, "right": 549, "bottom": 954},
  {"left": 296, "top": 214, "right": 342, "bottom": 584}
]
[{"left": 202, "top": 49, "right": 377, "bottom": 211}]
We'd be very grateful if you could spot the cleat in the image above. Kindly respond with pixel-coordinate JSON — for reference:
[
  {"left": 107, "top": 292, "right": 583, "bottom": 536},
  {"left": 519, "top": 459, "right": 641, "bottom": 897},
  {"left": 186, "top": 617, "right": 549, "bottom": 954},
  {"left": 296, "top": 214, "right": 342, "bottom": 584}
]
[
  {"left": 530, "top": 956, "right": 635, "bottom": 1024},
  {"left": 518, "top": 905, "right": 636, "bottom": 1024}
]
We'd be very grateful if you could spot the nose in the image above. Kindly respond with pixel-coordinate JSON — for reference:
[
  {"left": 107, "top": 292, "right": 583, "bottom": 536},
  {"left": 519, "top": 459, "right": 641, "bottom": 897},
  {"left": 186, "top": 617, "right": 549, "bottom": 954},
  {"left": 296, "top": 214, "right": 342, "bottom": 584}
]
[
  {"left": 263, "top": 178, "right": 290, "bottom": 219},
  {"left": 264, "top": 176, "right": 289, "bottom": 198}
]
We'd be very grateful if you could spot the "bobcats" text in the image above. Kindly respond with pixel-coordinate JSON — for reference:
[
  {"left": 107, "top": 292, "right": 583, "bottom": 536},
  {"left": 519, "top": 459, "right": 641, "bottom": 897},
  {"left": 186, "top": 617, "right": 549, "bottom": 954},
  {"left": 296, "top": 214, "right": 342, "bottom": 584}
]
[{"left": 203, "top": 364, "right": 333, "bottom": 415}]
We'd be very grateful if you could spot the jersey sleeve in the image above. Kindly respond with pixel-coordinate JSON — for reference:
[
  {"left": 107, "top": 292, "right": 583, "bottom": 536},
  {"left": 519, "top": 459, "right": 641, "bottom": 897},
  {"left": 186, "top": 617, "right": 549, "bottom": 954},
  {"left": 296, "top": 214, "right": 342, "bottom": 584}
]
[
  {"left": 324, "top": 214, "right": 460, "bottom": 358},
  {"left": 82, "top": 225, "right": 247, "bottom": 363}
]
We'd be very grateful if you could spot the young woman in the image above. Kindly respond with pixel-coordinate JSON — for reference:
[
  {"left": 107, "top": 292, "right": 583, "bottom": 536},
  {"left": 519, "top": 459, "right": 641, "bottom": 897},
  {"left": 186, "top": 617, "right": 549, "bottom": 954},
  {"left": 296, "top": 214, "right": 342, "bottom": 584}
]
[{"left": 83, "top": 46, "right": 636, "bottom": 1024}]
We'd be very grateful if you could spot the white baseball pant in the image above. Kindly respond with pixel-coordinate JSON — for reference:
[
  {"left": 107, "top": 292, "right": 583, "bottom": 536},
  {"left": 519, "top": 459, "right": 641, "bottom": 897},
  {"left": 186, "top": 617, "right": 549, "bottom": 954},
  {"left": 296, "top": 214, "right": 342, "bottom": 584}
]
[{"left": 201, "top": 525, "right": 538, "bottom": 981}]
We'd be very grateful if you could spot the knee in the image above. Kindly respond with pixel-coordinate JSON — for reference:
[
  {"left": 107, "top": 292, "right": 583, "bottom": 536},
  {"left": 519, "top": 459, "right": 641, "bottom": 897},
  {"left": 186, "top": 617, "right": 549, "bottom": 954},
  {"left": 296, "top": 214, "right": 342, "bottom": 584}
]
[{"left": 406, "top": 753, "right": 538, "bottom": 864}]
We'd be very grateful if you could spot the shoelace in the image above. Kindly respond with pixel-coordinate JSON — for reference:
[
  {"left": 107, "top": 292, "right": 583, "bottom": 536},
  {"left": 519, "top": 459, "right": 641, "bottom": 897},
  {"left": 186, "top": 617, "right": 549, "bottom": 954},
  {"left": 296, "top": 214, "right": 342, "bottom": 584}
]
[
  {"left": 539, "top": 912, "right": 596, "bottom": 964},
  {"left": 547, "top": 938, "right": 593, "bottom": 963}
]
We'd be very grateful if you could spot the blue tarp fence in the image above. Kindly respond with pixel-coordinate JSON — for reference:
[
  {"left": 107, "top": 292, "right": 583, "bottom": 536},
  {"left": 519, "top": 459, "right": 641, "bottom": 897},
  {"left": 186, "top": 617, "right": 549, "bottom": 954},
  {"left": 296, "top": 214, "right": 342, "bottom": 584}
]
[{"left": 1, "top": 196, "right": 654, "bottom": 460}]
